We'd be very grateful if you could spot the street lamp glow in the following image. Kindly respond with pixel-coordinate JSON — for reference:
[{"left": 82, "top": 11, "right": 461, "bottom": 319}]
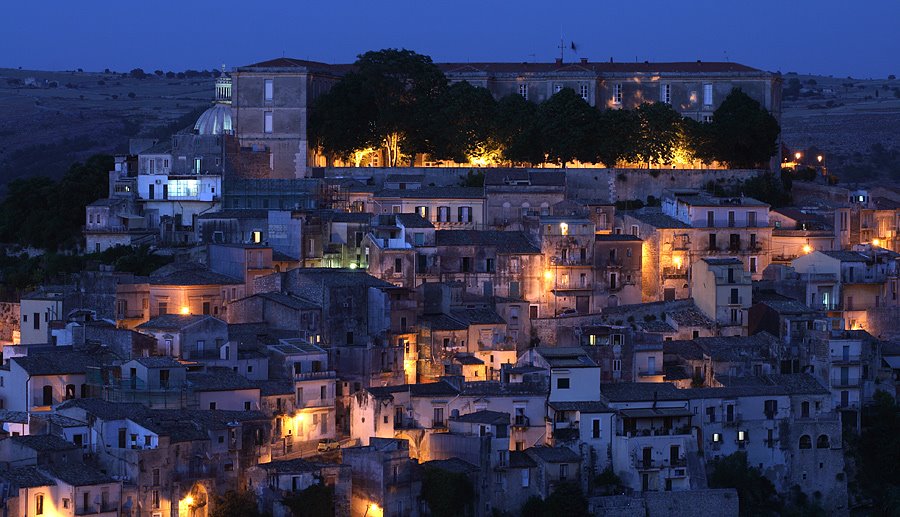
[
  {"left": 794, "top": 152, "right": 802, "bottom": 161},
  {"left": 543, "top": 270, "right": 554, "bottom": 281},
  {"left": 180, "top": 306, "right": 190, "bottom": 315},
  {"left": 802, "top": 244, "right": 812, "bottom": 254},
  {"left": 184, "top": 495, "right": 194, "bottom": 506},
  {"left": 816, "top": 155, "right": 823, "bottom": 163},
  {"left": 672, "top": 255, "right": 683, "bottom": 268},
  {"left": 873, "top": 239, "right": 881, "bottom": 247}
]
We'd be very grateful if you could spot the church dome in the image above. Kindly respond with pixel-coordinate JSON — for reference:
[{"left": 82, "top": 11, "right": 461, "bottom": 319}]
[{"left": 193, "top": 103, "right": 233, "bottom": 135}]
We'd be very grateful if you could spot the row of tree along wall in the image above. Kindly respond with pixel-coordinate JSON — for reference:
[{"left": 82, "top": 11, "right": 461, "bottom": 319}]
[{"left": 316, "top": 167, "right": 763, "bottom": 203}]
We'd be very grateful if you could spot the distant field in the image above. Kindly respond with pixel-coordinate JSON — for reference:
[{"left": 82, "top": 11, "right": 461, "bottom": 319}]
[
  {"left": 0, "top": 68, "right": 211, "bottom": 190},
  {"left": 0, "top": 67, "right": 897, "bottom": 191}
]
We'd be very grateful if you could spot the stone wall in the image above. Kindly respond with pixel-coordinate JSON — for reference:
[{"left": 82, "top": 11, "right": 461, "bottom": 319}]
[
  {"left": 589, "top": 488, "right": 740, "bottom": 517},
  {"left": 0, "top": 302, "right": 19, "bottom": 342},
  {"left": 317, "top": 167, "right": 763, "bottom": 203},
  {"left": 865, "top": 307, "right": 900, "bottom": 339}
]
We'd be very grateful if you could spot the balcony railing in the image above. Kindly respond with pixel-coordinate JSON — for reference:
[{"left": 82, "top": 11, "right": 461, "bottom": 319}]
[
  {"left": 634, "top": 456, "right": 688, "bottom": 470},
  {"left": 294, "top": 370, "right": 337, "bottom": 381},
  {"left": 830, "top": 377, "right": 863, "bottom": 388},
  {"left": 830, "top": 354, "right": 861, "bottom": 365},
  {"left": 512, "top": 415, "right": 530, "bottom": 429},
  {"left": 296, "top": 397, "right": 335, "bottom": 409},
  {"left": 662, "top": 267, "right": 688, "bottom": 279}
]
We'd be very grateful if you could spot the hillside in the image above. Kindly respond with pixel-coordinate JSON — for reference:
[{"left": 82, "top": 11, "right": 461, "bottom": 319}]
[{"left": 0, "top": 68, "right": 212, "bottom": 192}]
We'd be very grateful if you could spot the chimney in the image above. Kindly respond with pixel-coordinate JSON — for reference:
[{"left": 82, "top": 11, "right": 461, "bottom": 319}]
[
  {"left": 555, "top": 57, "right": 563, "bottom": 65},
  {"left": 580, "top": 58, "right": 588, "bottom": 64}
]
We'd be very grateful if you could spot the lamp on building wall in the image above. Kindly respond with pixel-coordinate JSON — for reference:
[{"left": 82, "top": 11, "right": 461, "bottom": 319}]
[
  {"left": 802, "top": 244, "right": 812, "bottom": 254},
  {"left": 872, "top": 238, "right": 881, "bottom": 247},
  {"left": 180, "top": 306, "right": 190, "bottom": 315}
]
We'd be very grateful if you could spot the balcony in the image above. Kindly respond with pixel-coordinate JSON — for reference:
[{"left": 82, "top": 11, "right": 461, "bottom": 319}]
[
  {"left": 294, "top": 370, "right": 337, "bottom": 381},
  {"left": 830, "top": 354, "right": 861, "bottom": 365},
  {"left": 512, "top": 415, "right": 531, "bottom": 430},
  {"left": 634, "top": 456, "right": 687, "bottom": 471},
  {"left": 830, "top": 376, "right": 862, "bottom": 388},
  {"left": 662, "top": 267, "right": 688, "bottom": 279},
  {"left": 296, "top": 397, "right": 335, "bottom": 409}
]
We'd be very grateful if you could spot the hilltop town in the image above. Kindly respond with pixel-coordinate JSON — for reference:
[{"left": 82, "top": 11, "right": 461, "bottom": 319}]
[{"left": 0, "top": 50, "right": 898, "bottom": 517}]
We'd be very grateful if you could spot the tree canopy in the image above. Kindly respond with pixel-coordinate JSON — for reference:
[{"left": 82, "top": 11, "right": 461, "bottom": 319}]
[
  {"left": 311, "top": 53, "right": 781, "bottom": 169},
  {"left": 421, "top": 466, "right": 475, "bottom": 517}
]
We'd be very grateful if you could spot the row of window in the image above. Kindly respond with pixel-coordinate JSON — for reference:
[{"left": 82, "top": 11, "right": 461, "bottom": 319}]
[{"left": 517, "top": 82, "right": 714, "bottom": 106}]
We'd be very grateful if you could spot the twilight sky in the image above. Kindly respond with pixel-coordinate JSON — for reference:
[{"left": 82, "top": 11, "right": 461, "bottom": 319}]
[{"left": 1, "top": 1, "right": 896, "bottom": 78}]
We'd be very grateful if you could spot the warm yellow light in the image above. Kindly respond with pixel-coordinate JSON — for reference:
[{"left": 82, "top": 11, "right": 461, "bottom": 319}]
[
  {"left": 816, "top": 155, "right": 823, "bottom": 163},
  {"left": 672, "top": 255, "right": 683, "bottom": 268},
  {"left": 560, "top": 222, "right": 569, "bottom": 236},
  {"left": 873, "top": 239, "right": 881, "bottom": 247},
  {"left": 368, "top": 503, "right": 383, "bottom": 517},
  {"left": 184, "top": 495, "right": 194, "bottom": 507},
  {"left": 544, "top": 270, "right": 554, "bottom": 281},
  {"left": 802, "top": 244, "right": 812, "bottom": 254},
  {"left": 180, "top": 306, "right": 190, "bottom": 315},
  {"left": 795, "top": 152, "right": 802, "bottom": 161}
]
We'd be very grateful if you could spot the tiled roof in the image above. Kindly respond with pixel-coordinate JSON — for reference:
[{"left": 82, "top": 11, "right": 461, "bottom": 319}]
[
  {"left": 821, "top": 250, "right": 869, "bottom": 262},
  {"left": 132, "top": 356, "right": 184, "bottom": 368},
  {"left": 435, "top": 230, "right": 540, "bottom": 254},
  {"left": 254, "top": 291, "right": 321, "bottom": 310},
  {"left": 376, "top": 186, "right": 484, "bottom": 199},
  {"left": 150, "top": 262, "right": 242, "bottom": 286},
  {"left": 454, "top": 354, "right": 484, "bottom": 366},
  {"left": 526, "top": 446, "right": 581, "bottom": 463},
  {"left": 461, "top": 380, "right": 548, "bottom": 396},
  {"left": 0, "top": 410, "right": 29, "bottom": 424},
  {"left": 255, "top": 379, "right": 295, "bottom": 396},
  {"left": 0, "top": 466, "right": 53, "bottom": 489},
  {"left": 625, "top": 208, "right": 690, "bottom": 229},
  {"left": 548, "top": 401, "right": 612, "bottom": 413},
  {"left": 45, "top": 463, "right": 116, "bottom": 486},
  {"left": 9, "top": 434, "right": 79, "bottom": 452},
  {"left": 187, "top": 367, "right": 258, "bottom": 392},
  {"left": 385, "top": 174, "right": 425, "bottom": 183},
  {"left": 12, "top": 349, "right": 109, "bottom": 376},
  {"left": 449, "top": 307, "right": 506, "bottom": 326},
  {"left": 453, "top": 410, "right": 510, "bottom": 425},
  {"left": 258, "top": 458, "right": 323, "bottom": 473},
  {"left": 396, "top": 213, "right": 434, "bottom": 229},
  {"left": 421, "top": 457, "right": 479, "bottom": 474},
  {"left": 509, "top": 450, "right": 538, "bottom": 468},
  {"left": 136, "top": 314, "right": 219, "bottom": 331},
  {"left": 535, "top": 347, "right": 598, "bottom": 367}
]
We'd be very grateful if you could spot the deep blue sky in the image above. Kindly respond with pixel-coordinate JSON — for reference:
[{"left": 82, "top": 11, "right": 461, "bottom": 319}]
[{"left": 1, "top": 1, "right": 896, "bottom": 78}]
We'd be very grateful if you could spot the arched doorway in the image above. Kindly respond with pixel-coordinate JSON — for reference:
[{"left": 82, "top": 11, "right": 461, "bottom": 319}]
[{"left": 179, "top": 484, "right": 209, "bottom": 517}]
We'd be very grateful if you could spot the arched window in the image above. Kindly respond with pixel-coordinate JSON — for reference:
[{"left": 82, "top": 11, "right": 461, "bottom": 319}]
[
  {"left": 817, "top": 435, "right": 830, "bottom": 449},
  {"left": 799, "top": 435, "right": 812, "bottom": 449},
  {"left": 65, "top": 384, "right": 76, "bottom": 400},
  {"left": 42, "top": 385, "right": 53, "bottom": 406},
  {"left": 801, "top": 401, "right": 810, "bottom": 418}
]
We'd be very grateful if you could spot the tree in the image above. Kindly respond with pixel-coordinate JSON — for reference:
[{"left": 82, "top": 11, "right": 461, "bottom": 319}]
[
  {"left": 537, "top": 88, "right": 600, "bottom": 165},
  {"left": 634, "top": 102, "right": 684, "bottom": 167},
  {"left": 709, "top": 88, "right": 780, "bottom": 168},
  {"left": 429, "top": 81, "right": 499, "bottom": 163},
  {"left": 543, "top": 481, "right": 589, "bottom": 516},
  {"left": 354, "top": 49, "right": 448, "bottom": 165},
  {"left": 496, "top": 94, "right": 543, "bottom": 165},
  {"left": 854, "top": 391, "right": 900, "bottom": 515},
  {"left": 129, "top": 68, "right": 147, "bottom": 79},
  {"left": 421, "top": 466, "right": 475, "bottom": 517},
  {"left": 209, "top": 490, "right": 262, "bottom": 517},
  {"left": 708, "top": 452, "right": 780, "bottom": 517},
  {"left": 308, "top": 72, "right": 378, "bottom": 164},
  {"left": 595, "top": 108, "right": 639, "bottom": 167},
  {"left": 282, "top": 481, "right": 335, "bottom": 517}
]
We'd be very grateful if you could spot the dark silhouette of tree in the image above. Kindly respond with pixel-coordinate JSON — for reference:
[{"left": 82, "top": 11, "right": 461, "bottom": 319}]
[
  {"left": 709, "top": 88, "right": 780, "bottom": 168},
  {"left": 634, "top": 102, "right": 685, "bottom": 167},
  {"left": 854, "top": 391, "right": 900, "bottom": 515},
  {"left": 282, "top": 482, "right": 335, "bottom": 517},
  {"left": 429, "top": 81, "right": 499, "bottom": 163},
  {"left": 595, "top": 108, "right": 640, "bottom": 167},
  {"left": 421, "top": 466, "right": 475, "bottom": 517},
  {"left": 209, "top": 490, "right": 262, "bottom": 517},
  {"left": 537, "top": 88, "right": 600, "bottom": 165},
  {"left": 496, "top": 94, "right": 543, "bottom": 166},
  {"left": 708, "top": 452, "right": 780, "bottom": 517},
  {"left": 308, "top": 72, "right": 377, "bottom": 164}
]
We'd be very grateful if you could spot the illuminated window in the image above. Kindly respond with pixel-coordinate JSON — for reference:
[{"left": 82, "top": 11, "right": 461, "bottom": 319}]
[
  {"left": 35, "top": 494, "right": 44, "bottom": 515},
  {"left": 660, "top": 83, "right": 671, "bottom": 104},
  {"left": 518, "top": 84, "right": 528, "bottom": 100},
  {"left": 264, "top": 111, "right": 273, "bottom": 133},
  {"left": 560, "top": 222, "right": 569, "bottom": 235},
  {"left": 252, "top": 231, "right": 262, "bottom": 243},
  {"left": 613, "top": 83, "right": 623, "bottom": 104},
  {"left": 712, "top": 433, "right": 721, "bottom": 443},
  {"left": 738, "top": 430, "right": 747, "bottom": 442},
  {"left": 703, "top": 83, "right": 713, "bottom": 106},
  {"left": 264, "top": 79, "right": 274, "bottom": 102}
]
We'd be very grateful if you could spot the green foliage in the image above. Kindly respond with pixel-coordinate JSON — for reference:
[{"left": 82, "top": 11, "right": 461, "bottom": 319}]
[
  {"left": 537, "top": 88, "right": 600, "bottom": 165},
  {"left": 520, "top": 482, "right": 589, "bottom": 517},
  {"left": 495, "top": 94, "right": 543, "bottom": 166},
  {"left": 709, "top": 89, "right": 781, "bottom": 168},
  {"left": 281, "top": 481, "right": 335, "bottom": 517},
  {"left": 853, "top": 391, "right": 900, "bottom": 515},
  {"left": 708, "top": 452, "right": 780, "bottom": 517},
  {"left": 595, "top": 108, "right": 640, "bottom": 167},
  {"left": 0, "top": 154, "right": 112, "bottom": 250},
  {"left": 634, "top": 102, "right": 685, "bottom": 166},
  {"left": 421, "top": 467, "right": 475, "bottom": 517},
  {"left": 209, "top": 490, "right": 263, "bottom": 517}
]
